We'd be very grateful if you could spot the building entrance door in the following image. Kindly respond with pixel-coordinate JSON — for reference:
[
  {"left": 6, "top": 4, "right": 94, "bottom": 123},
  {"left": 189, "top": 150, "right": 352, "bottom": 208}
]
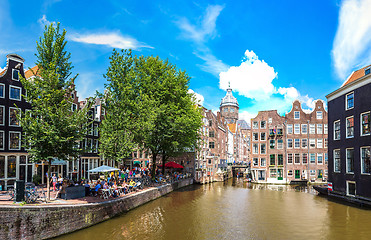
[{"left": 295, "top": 170, "right": 300, "bottom": 179}]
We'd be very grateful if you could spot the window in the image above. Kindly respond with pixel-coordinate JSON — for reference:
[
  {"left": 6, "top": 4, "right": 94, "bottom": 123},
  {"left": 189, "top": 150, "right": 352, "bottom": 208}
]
[
  {"left": 310, "top": 153, "right": 316, "bottom": 164},
  {"left": 0, "top": 84, "right": 4, "bottom": 98},
  {"left": 9, "top": 108, "right": 20, "bottom": 127},
  {"left": 317, "top": 139, "right": 323, "bottom": 148},
  {"left": 288, "top": 170, "right": 293, "bottom": 176},
  {"left": 325, "top": 153, "right": 328, "bottom": 164},
  {"left": 361, "top": 147, "right": 371, "bottom": 174},
  {"left": 309, "top": 139, "right": 315, "bottom": 148},
  {"left": 347, "top": 181, "right": 356, "bottom": 197},
  {"left": 268, "top": 118, "right": 272, "bottom": 123},
  {"left": 9, "top": 86, "right": 21, "bottom": 101},
  {"left": 294, "top": 111, "right": 300, "bottom": 119},
  {"left": 334, "top": 149, "right": 341, "bottom": 172},
  {"left": 253, "top": 133, "right": 258, "bottom": 141},
  {"left": 309, "top": 124, "right": 315, "bottom": 134},
  {"left": 253, "top": 158, "right": 258, "bottom": 166},
  {"left": 317, "top": 111, "right": 323, "bottom": 119},
  {"left": 294, "top": 124, "right": 300, "bottom": 134},
  {"left": 334, "top": 120, "right": 341, "bottom": 140},
  {"left": 324, "top": 138, "right": 328, "bottom": 148},
  {"left": 287, "top": 153, "right": 293, "bottom": 164},
  {"left": 270, "top": 169, "right": 277, "bottom": 178},
  {"left": 252, "top": 121, "right": 258, "bottom": 129},
  {"left": 324, "top": 124, "right": 328, "bottom": 134},
  {"left": 294, "top": 153, "right": 300, "bottom": 164},
  {"left": 260, "top": 121, "right": 266, "bottom": 129},
  {"left": 317, "top": 153, "right": 323, "bottom": 164},
  {"left": 9, "top": 131, "right": 21, "bottom": 150},
  {"left": 277, "top": 139, "right": 283, "bottom": 149},
  {"left": 287, "top": 124, "right": 293, "bottom": 134},
  {"left": 260, "top": 132, "right": 266, "bottom": 141},
  {"left": 317, "top": 124, "right": 323, "bottom": 134},
  {"left": 270, "top": 154, "right": 275, "bottom": 166},
  {"left": 346, "top": 116, "right": 354, "bottom": 138},
  {"left": 260, "top": 158, "right": 266, "bottom": 167},
  {"left": 231, "top": 108, "right": 235, "bottom": 112},
  {"left": 0, "top": 131, "right": 4, "bottom": 150},
  {"left": 302, "top": 139, "right": 308, "bottom": 148},
  {"left": 366, "top": 67, "right": 371, "bottom": 75},
  {"left": 71, "top": 103, "right": 77, "bottom": 112},
  {"left": 294, "top": 139, "right": 300, "bottom": 148},
  {"left": 287, "top": 139, "right": 293, "bottom": 148},
  {"left": 269, "top": 129, "right": 275, "bottom": 136},
  {"left": 209, "top": 131, "right": 215, "bottom": 138},
  {"left": 260, "top": 144, "right": 266, "bottom": 154},
  {"left": 278, "top": 154, "right": 283, "bottom": 166},
  {"left": 310, "top": 170, "right": 316, "bottom": 176},
  {"left": 346, "top": 148, "right": 354, "bottom": 174},
  {"left": 361, "top": 112, "right": 370, "bottom": 136},
  {"left": 253, "top": 143, "right": 258, "bottom": 154},
  {"left": 0, "top": 106, "right": 4, "bottom": 125},
  {"left": 270, "top": 140, "right": 275, "bottom": 149},
  {"left": 301, "top": 124, "right": 307, "bottom": 134},
  {"left": 93, "top": 123, "right": 98, "bottom": 136},
  {"left": 209, "top": 120, "right": 212, "bottom": 127},
  {"left": 12, "top": 69, "right": 19, "bottom": 80},
  {"left": 346, "top": 92, "right": 354, "bottom": 110},
  {"left": 277, "top": 128, "right": 283, "bottom": 135},
  {"left": 302, "top": 153, "right": 308, "bottom": 164}
]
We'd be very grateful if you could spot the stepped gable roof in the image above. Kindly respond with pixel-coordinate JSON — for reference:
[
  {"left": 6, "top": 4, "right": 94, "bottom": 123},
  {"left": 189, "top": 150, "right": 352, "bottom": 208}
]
[
  {"left": 220, "top": 85, "right": 238, "bottom": 107},
  {"left": 25, "top": 65, "right": 40, "bottom": 79},
  {"left": 342, "top": 64, "right": 371, "bottom": 87}
]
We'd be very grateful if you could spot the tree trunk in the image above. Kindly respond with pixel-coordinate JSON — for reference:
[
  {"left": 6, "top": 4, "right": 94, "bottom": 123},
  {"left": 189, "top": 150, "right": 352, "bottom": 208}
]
[
  {"left": 47, "top": 159, "right": 51, "bottom": 201},
  {"left": 162, "top": 154, "right": 166, "bottom": 175},
  {"left": 151, "top": 153, "right": 157, "bottom": 180}
]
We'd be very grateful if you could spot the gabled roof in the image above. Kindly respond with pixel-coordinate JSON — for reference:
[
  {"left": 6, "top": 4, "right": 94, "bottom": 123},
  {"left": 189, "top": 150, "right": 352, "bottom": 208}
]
[
  {"left": 228, "top": 123, "right": 236, "bottom": 133},
  {"left": 342, "top": 64, "right": 371, "bottom": 87},
  {"left": 25, "top": 65, "right": 40, "bottom": 79}
]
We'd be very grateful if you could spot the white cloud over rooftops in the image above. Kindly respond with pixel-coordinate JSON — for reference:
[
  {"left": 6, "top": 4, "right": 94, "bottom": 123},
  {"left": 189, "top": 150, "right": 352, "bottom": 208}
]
[
  {"left": 188, "top": 89, "right": 204, "bottom": 106},
  {"left": 69, "top": 32, "right": 153, "bottom": 50},
  {"left": 332, "top": 0, "right": 371, "bottom": 80}
]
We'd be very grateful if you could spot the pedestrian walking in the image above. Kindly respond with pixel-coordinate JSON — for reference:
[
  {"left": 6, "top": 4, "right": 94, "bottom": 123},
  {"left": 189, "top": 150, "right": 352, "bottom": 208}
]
[{"left": 51, "top": 174, "right": 57, "bottom": 192}]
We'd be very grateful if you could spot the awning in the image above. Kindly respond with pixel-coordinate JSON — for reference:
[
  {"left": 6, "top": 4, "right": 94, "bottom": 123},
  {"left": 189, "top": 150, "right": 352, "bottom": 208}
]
[
  {"left": 88, "top": 165, "right": 120, "bottom": 173},
  {"left": 51, "top": 158, "right": 67, "bottom": 165},
  {"left": 133, "top": 161, "right": 141, "bottom": 165}
]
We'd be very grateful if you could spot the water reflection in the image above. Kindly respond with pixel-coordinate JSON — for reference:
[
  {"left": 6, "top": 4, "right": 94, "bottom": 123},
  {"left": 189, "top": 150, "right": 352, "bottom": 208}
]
[{"left": 57, "top": 178, "right": 371, "bottom": 240}]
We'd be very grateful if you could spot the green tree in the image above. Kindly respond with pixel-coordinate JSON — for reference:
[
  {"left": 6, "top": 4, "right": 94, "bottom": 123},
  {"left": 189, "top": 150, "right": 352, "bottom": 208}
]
[
  {"left": 36, "top": 22, "right": 73, "bottom": 86},
  {"left": 100, "top": 49, "right": 202, "bottom": 179},
  {"left": 20, "top": 23, "right": 91, "bottom": 200}
]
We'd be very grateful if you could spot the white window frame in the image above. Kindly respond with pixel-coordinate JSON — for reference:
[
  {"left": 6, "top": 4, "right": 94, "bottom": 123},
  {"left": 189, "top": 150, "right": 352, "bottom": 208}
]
[
  {"left": 287, "top": 139, "right": 293, "bottom": 148},
  {"left": 301, "top": 139, "right": 308, "bottom": 148},
  {"left": 316, "top": 111, "right": 323, "bottom": 119},
  {"left": 0, "top": 105, "right": 4, "bottom": 126},
  {"left": 346, "top": 116, "right": 354, "bottom": 138},
  {"left": 260, "top": 143, "right": 266, "bottom": 154},
  {"left": 310, "top": 153, "right": 316, "bottom": 164},
  {"left": 345, "top": 92, "right": 354, "bottom": 111},
  {"left": 346, "top": 181, "right": 356, "bottom": 197},
  {"left": 253, "top": 132, "right": 259, "bottom": 141},
  {"left": 9, "top": 131, "right": 21, "bottom": 150},
  {"left": 9, "top": 107, "right": 20, "bottom": 127},
  {"left": 317, "top": 124, "right": 323, "bottom": 134},
  {"left": 0, "top": 131, "right": 4, "bottom": 150},
  {"left": 12, "top": 69, "right": 20, "bottom": 81},
  {"left": 253, "top": 143, "right": 258, "bottom": 154},
  {"left": 294, "top": 139, "right": 300, "bottom": 149},
  {"left": 0, "top": 83, "right": 4, "bottom": 98},
  {"left": 294, "top": 124, "right": 300, "bottom": 134},
  {"left": 287, "top": 124, "right": 293, "bottom": 134},
  {"left": 301, "top": 124, "right": 307, "bottom": 134},
  {"left": 287, "top": 153, "right": 293, "bottom": 164},
  {"left": 334, "top": 120, "right": 341, "bottom": 140},
  {"left": 317, "top": 153, "right": 323, "bottom": 164},
  {"left": 260, "top": 132, "right": 266, "bottom": 141},
  {"left": 317, "top": 139, "right": 323, "bottom": 148},
  {"left": 277, "top": 139, "right": 283, "bottom": 149},
  {"left": 334, "top": 149, "right": 341, "bottom": 173},
  {"left": 309, "top": 139, "right": 315, "bottom": 148},
  {"left": 360, "top": 112, "right": 371, "bottom": 136},
  {"left": 324, "top": 124, "right": 328, "bottom": 134},
  {"left": 260, "top": 121, "right": 266, "bottom": 129},
  {"left": 260, "top": 158, "right": 266, "bottom": 167},
  {"left": 309, "top": 124, "right": 315, "bottom": 134},
  {"left": 9, "top": 85, "right": 22, "bottom": 101},
  {"left": 361, "top": 146, "right": 371, "bottom": 175},
  {"left": 252, "top": 121, "right": 258, "bottom": 129},
  {"left": 294, "top": 111, "right": 300, "bottom": 119},
  {"left": 346, "top": 148, "right": 354, "bottom": 174}
]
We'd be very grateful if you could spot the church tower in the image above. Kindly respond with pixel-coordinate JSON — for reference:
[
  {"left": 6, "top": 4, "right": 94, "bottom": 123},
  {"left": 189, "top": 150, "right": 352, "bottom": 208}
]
[{"left": 220, "top": 84, "right": 239, "bottom": 124}]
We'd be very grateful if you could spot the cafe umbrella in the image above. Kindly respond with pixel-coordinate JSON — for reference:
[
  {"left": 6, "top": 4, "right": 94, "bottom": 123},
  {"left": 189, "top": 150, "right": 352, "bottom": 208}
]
[{"left": 88, "top": 165, "right": 120, "bottom": 173}]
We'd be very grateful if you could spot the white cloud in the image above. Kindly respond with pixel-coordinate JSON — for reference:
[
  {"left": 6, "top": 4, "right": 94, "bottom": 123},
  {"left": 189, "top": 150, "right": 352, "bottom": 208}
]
[
  {"left": 188, "top": 89, "right": 204, "bottom": 105},
  {"left": 175, "top": 5, "right": 227, "bottom": 76},
  {"left": 75, "top": 72, "right": 102, "bottom": 100},
  {"left": 69, "top": 32, "right": 153, "bottom": 50},
  {"left": 0, "top": 66, "right": 5, "bottom": 73},
  {"left": 332, "top": 0, "right": 371, "bottom": 79},
  {"left": 219, "top": 50, "right": 276, "bottom": 100},
  {"left": 239, "top": 110, "right": 256, "bottom": 124},
  {"left": 177, "top": 5, "right": 224, "bottom": 43},
  {"left": 220, "top": 50, "right": 318, "bottom": 116},
  {"left": 38, "top": 15, "right": 56, "bottom": 27}
]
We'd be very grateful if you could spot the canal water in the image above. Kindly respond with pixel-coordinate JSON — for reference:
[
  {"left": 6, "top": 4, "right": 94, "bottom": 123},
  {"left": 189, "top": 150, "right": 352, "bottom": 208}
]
[{"left": 57, "top": 179, "right": 371, "bottom": 240}]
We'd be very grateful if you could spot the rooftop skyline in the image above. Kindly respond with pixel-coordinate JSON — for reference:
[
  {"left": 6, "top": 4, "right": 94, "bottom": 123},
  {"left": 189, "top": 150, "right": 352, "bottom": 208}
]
[{"left": 1, "top": 0, "right": 370, "bottom": 121}]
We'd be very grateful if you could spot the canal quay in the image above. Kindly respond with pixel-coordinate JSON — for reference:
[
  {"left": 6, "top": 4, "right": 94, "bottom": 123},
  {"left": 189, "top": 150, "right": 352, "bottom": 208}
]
[{"left": 56, "top": 179, "right": 371, "bottom": 240}]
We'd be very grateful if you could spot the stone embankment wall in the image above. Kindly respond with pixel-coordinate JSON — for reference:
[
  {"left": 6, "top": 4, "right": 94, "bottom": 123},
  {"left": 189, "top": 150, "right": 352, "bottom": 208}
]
[{"left": 0, "top": 178, "right": 193, "bottom": 240}]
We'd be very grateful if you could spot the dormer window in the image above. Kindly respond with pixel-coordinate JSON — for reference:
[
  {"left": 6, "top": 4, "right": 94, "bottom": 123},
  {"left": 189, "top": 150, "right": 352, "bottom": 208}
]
[
  {"left": 365, "top": 67, "right": 370, "bottom": 75},
  {"left": 294, "top": 111, "right": 300, "bottom": 119},
  {"left": 12, "top": 69, "right": 19, "bottom": 81}
]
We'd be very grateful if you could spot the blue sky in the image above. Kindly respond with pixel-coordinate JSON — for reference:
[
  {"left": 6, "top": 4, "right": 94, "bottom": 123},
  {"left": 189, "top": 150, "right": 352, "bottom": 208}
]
[{"left": 1, "top": 0, "right": 371, "bottom": 122}]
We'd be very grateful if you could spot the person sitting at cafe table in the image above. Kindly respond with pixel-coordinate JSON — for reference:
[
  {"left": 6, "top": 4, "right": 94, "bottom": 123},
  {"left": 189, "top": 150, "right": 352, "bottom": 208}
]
[
  {"left": 129, "top": 179, "right": 136, "bottom": 190},
  {"left": 93, "top": 180, "right": 101, "bottom": 196},
  {"left": 103, "top": 182, "right": 109, "bottom": 189}
]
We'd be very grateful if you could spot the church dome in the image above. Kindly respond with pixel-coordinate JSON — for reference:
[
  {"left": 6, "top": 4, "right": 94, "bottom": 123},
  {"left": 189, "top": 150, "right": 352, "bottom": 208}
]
[{"left": 220, "top": 87, "right": 238, "bottom": 107}]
